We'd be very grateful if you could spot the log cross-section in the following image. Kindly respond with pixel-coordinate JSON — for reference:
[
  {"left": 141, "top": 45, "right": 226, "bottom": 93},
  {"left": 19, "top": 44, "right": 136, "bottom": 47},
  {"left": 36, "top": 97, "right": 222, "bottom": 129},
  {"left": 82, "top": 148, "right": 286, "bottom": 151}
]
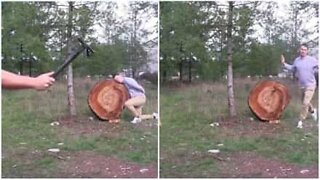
[
  {"left": 248, "top": 80, "right": 291, "bottom": 122},
  {"left": 88, "top": 80, "right": 129, "bottom": 121}
]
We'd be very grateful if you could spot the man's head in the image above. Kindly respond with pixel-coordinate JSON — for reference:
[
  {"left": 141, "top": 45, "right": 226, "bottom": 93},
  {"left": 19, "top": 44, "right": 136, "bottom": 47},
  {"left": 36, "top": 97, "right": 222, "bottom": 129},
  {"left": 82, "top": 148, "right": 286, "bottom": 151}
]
[
  {"left": 113, "top": 73, "right": 124, "bottom": 83},
  {"left": 299, "top": 44, "right": 308, "bottom": 58}
]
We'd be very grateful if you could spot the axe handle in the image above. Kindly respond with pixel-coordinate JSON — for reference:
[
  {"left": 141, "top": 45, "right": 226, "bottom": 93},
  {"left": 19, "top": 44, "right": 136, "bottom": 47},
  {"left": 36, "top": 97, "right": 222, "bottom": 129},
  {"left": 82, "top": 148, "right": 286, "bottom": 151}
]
[{"left": 52, "top": 47, "right": 84, "bottom": 78}]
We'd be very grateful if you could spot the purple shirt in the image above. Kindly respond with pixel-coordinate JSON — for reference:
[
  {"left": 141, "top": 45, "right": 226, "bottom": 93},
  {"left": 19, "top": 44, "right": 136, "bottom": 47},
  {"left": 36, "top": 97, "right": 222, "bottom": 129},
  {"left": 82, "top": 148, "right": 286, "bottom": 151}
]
[
  {"left": 284, "top": 55, "right": 318, "bottom": 88},
  {"left": 123, "top": 77, "right": 145, "bottom": 98}
]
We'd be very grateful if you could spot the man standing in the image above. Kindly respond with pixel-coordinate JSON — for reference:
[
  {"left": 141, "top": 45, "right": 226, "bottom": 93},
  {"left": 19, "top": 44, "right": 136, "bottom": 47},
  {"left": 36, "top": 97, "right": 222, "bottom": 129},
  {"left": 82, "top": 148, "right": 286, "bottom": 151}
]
[{"left": 281, "top": 44, "right": 318, "bottom": 128}]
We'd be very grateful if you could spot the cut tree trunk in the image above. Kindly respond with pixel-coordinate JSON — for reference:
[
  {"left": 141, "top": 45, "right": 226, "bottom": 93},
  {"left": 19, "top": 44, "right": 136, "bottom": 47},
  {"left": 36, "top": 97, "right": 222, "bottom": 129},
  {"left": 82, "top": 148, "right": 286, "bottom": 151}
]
[
  {"left": 88, "top": 80, "right": 129, "bottom": 121},
  {"left": 248, "top": 80, "right": 291, "bottom": 122}
]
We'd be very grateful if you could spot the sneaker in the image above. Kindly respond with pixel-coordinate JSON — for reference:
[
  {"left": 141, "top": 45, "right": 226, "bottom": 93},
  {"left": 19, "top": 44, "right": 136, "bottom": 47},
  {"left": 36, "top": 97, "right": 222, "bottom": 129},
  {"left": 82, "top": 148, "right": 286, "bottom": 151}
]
[
  {"left": 153, "top": 112, "right": 159, "bottom": 120},
  {"left": 297, "top": 120, "right": 303, "bottom": 129},
  {"left": 311, "top": 108, "right": 318, "bottom": 121},
  {"left": 131, "top": 117, "right": 142, "bottom": 124}
]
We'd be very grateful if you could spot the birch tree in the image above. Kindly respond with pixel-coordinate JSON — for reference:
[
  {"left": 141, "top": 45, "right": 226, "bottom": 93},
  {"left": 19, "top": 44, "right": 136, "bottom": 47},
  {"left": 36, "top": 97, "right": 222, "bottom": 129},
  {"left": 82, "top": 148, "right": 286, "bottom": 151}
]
[{"left": 226, "top": 1, "right": 236, "bottom": 117}]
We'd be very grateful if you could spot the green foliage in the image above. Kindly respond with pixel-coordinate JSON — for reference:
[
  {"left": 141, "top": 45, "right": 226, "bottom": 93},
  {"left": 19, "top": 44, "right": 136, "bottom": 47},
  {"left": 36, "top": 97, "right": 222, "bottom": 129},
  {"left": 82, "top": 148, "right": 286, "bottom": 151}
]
[
  {"left": 2, "top": 2, "right": 51, "bottom": 73},
  {"left": 198, "top": 60, "right": 225, "bottom": 81},
  {"left": 73, "top": 41, "right": 128, "bottom": 76},
  {"left": 242, "top": 43, "right": 283, "bottom": 76},
  {"left": 160, "top": 2, "right": 208, "bottom": 81}
]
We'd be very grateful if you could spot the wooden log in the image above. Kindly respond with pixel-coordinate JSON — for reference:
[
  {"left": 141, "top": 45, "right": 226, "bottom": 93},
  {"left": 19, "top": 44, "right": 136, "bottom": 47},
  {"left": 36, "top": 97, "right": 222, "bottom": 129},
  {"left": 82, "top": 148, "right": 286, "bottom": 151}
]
[
  {"left": 248, "top": 80, "right": 291, "bottom": 122},
  {"left": 88, "top": 79, "right": 129, "bottom": 121}
]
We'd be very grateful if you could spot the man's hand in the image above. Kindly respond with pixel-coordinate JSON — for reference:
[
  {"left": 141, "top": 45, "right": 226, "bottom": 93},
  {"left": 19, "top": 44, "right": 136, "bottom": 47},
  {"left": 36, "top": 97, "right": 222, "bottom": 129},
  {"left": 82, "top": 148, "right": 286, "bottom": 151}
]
[
  {"left": 280, "top": 54, "right": 285, "bottom": 64},
  {"left": 2, "top": 70, "right": 55, "bottom": 90},
  {"left": 33, "top": 72, "right": 55, "bottom": 90}
]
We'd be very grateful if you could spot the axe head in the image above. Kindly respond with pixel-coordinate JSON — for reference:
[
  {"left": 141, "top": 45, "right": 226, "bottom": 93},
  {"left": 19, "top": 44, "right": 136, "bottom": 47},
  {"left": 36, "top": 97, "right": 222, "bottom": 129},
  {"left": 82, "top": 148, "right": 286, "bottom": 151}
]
[{"left": 77, "top": 38, "right": 94, "bottom": 57}]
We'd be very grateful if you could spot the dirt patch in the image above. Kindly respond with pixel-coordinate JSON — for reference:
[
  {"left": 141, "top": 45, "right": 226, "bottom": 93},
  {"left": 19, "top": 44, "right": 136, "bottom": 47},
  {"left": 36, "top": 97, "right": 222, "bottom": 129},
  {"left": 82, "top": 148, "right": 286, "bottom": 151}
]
[
  {"left": 55, "top": 115, "right": 157, "bottom": 138},
  {"left": 58, "top": 151, "right": 157, "bottom": 178},
  {"left": 55, "top": 115, "right": 134, "bottom": 138},
  {"left": 52, "top": 116, "right": 157, "bottom": 178},
  {"left": 214, "top": 116, "right": 287, "bottom": 138},
  {"left": 215, "top": 116, "right": 318, "bottom": 138},
  {"left": 217, "top": 152, "right": 318, "bottom": 178}
]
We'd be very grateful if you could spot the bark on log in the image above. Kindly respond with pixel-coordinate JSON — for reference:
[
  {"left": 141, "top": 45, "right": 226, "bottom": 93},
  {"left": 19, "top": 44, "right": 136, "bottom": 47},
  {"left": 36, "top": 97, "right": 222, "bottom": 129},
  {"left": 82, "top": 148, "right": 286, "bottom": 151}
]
[
  {"left": 88, "top": 80, "right": 129, "bottom": 121},
  {"left": 248, "top": 80, "right": 291, "bottom": 122}
]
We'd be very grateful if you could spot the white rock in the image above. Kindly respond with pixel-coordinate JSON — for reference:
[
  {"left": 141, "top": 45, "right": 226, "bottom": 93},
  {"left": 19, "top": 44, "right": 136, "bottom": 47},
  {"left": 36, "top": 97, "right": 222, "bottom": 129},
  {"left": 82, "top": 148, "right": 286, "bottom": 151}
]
[
  {"left": 208, "top": 149, "right": 220, "bottom": 153},
  {"left": 57, "top": 143, "right": 64, "bottom": 146},
  {"left": 210, "top": 122, "right": 220, "bottom": 127},
  {"left": 48, "top": 148, "right": 60, "bottom": 153},
  {"left": 50, "top": 121, "right": 60, "bottom": 126},
  {"left": 140, "top": 168, "right": 149, "bottom": 173},
  {"left": 300, "top": 169, "right": 309, "bottom": 174},
  {"left": 217, "top": 144, "right": 224, "bottom": 147}
]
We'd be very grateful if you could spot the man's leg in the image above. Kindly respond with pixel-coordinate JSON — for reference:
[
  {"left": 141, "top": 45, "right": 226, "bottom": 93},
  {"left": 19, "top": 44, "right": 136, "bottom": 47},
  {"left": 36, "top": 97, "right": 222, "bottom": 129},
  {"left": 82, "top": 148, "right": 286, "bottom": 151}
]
[
  {"left": 299, "top": 87, "right": 315, "bottom": 125},
  {"left": 125, "top": 96, "right": 146, "bottom": 117}
]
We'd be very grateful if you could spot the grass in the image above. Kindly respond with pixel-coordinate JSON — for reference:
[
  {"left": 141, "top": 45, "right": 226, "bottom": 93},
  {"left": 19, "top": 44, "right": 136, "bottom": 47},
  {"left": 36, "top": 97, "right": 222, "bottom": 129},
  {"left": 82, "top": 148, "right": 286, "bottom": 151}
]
[
  {"left": 2, "top": 77, "right": 158, "bottom": 178},
  {"left": 160, "top": 78, "right": 318, "bottom": 178}
]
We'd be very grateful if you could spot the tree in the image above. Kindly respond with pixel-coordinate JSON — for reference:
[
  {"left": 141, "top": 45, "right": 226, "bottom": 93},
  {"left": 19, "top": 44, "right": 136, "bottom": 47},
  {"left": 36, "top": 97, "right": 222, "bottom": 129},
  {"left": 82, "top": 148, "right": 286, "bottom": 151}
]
[
  {"left": 226, "top": 1, "right": 236, "bottom": 117},
  {"left": 66, "top": 2, "right": 76, "bottom": 116},
  {"left": 97, "top": 2, "right": 121, "bottom": 44},
  {"left": 160, "top": 2, "right": 208, "bottom": 82},
  {"left": 124, "top": 1, "right": 157, "bottom": 78},
  {"left": 2, "top": 2, "right": 54, "bottom": 74}
]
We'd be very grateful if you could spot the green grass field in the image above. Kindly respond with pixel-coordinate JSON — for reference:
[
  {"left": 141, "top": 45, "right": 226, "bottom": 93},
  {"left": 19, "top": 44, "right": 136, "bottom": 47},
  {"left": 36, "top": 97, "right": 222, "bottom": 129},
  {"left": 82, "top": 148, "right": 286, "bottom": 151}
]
[
  {"left": 2, "top": 77, "right": 158, "bottom": 178},
  {"left": 160, "top": 78, "right": 318, "bottom": 178}
]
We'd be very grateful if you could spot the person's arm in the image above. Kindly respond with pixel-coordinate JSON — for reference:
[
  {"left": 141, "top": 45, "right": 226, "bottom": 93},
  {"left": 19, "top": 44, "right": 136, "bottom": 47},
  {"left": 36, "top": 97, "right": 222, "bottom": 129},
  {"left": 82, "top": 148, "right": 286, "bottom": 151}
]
[
  {"left": 281, "top": 55, "right": 294, "bottom": 71},
  {"left": 2, "top": 70, "right": 55, "bottom": 90},
  {"left": 123, "top": 77, "right": 145, "bottom": 93},
  {"left": 312, "top": 58, "right": 318, "bottom": 73}
]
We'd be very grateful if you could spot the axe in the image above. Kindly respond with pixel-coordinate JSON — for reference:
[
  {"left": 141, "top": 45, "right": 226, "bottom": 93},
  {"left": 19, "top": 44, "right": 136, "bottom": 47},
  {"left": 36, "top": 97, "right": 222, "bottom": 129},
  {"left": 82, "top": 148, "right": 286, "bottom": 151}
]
[{"left": 52, "top": 38, "right": 94, "bottom": 78}]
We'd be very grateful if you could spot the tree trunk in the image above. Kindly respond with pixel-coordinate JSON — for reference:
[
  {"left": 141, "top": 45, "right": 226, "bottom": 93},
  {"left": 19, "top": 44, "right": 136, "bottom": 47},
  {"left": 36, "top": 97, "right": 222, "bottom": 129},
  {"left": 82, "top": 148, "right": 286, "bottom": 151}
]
[
  {"left": 162, "top": 54, "right": 167, "bottom": 83},
  {"left": 67, "top": 2, "right": 76, "bottom": 116},
  {"left": 179, "top": 61, "right": 183, "bottom": 81},
  {"left": 19, "top": 60, "right": 23, "bottom": 75},
  {"left": 227, "top": 1, "right": 236, "bottom": 117},
  {"left": 28, "top": 58, "right": 32, "bottom": 77},
  {"left": 188, "top": 59, "right": 192, "bottom": 83},
  {"left": 19, "top": 44, "right": 23, "bottom": 75}
]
